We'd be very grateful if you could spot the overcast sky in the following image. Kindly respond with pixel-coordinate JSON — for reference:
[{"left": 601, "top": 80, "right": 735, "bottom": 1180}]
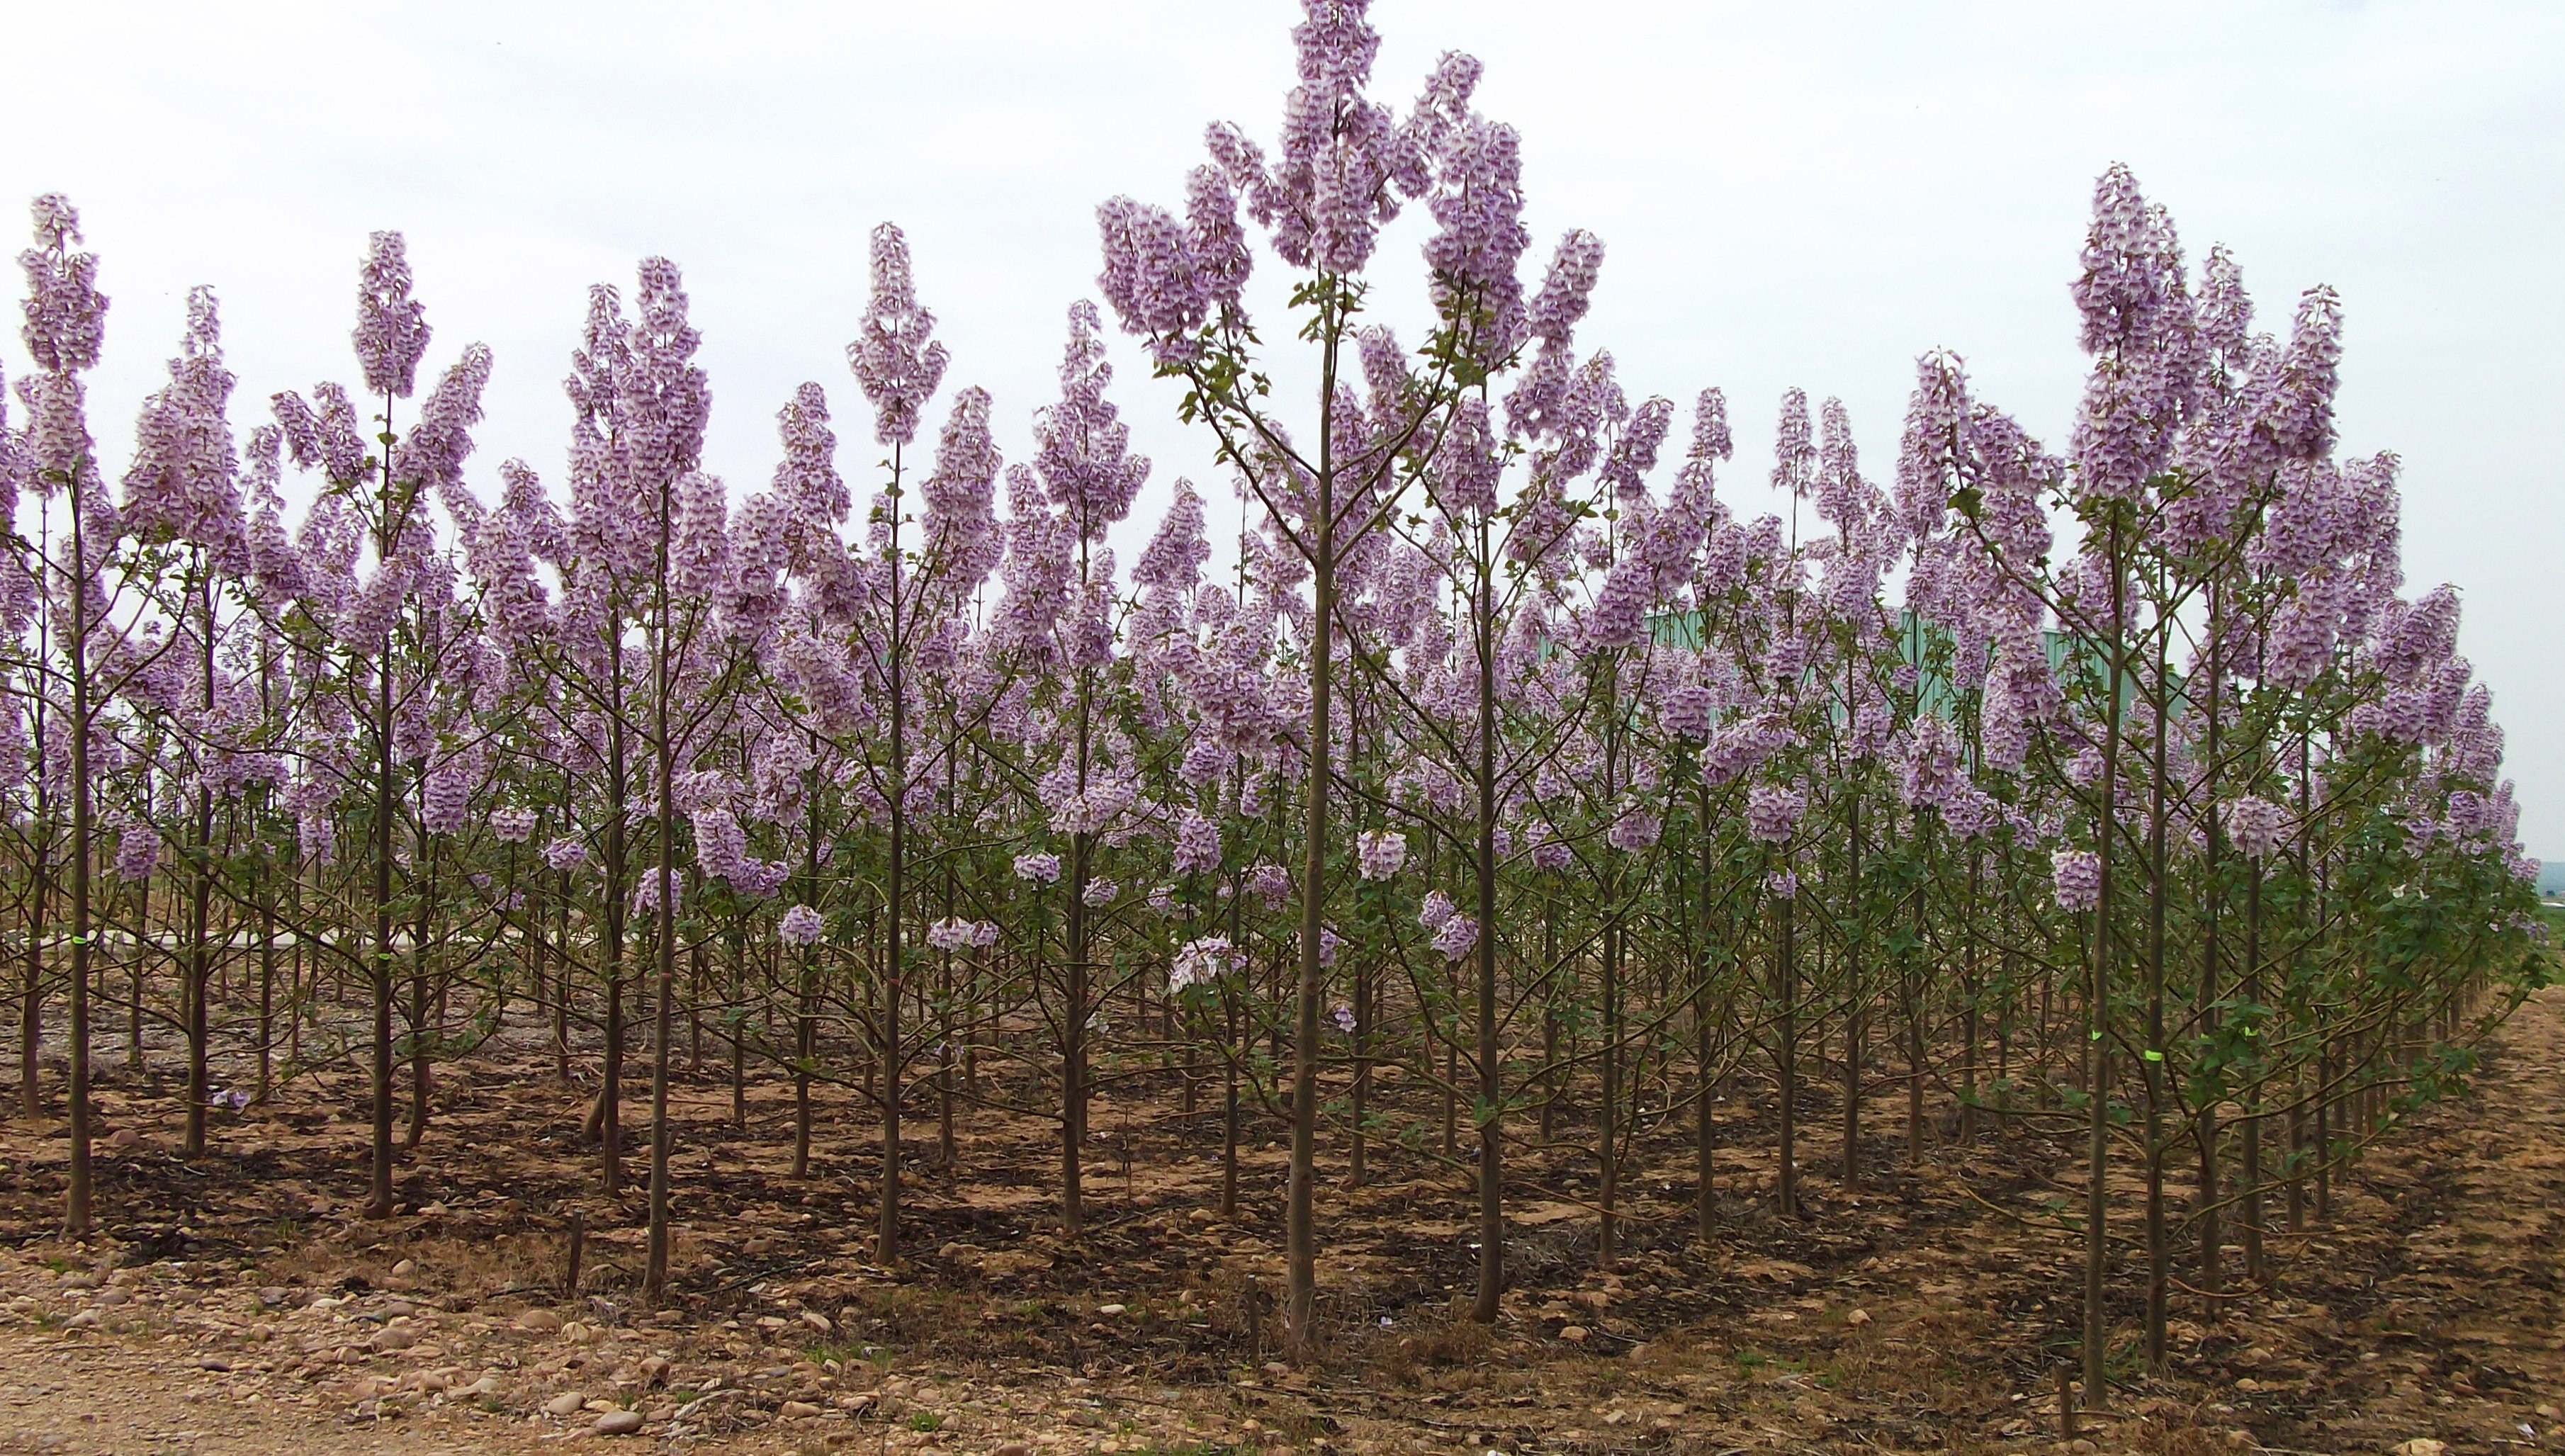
[{"left": 7, "top": 1, "right": 2561, "bottom": 854}]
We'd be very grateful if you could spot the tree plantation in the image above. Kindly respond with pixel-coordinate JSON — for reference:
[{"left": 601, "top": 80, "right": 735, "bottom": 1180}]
[{"left": 0, "top": 1, "right": 2547, "bottom": 1443}]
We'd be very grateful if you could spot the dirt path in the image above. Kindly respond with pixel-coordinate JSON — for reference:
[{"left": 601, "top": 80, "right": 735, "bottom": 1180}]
[
  {"left": 2245, "top": 981, "right": 2565, "bottom": 1454},
  {"left": 1, "top": 988, "right": 2561, "bottom": 1456}
]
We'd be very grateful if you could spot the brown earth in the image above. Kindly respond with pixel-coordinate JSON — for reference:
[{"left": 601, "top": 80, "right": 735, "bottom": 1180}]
[{"left": 1, "top": 986, "right": 2561, "bottom": 1456}]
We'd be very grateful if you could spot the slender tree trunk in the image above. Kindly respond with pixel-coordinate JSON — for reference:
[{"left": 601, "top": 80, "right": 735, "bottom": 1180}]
[
  {"left": 553, "top": 871, "right": 572, "bottom": 1088},
  {"left": 18, "top": 826, "right": 44, "bottom": 1119},
  {"left": 1221, "top": 992, "right": 1240, "bottom": 1219},
  {"left": 1062, "top": 832, "right": 1089, "bottom": 1235},
  {"left": 1349, "top": 956, "right": 1369, "bottom": 1187},
  {"left": 183, "top": 790, "right": 213, "bottom": 1157},
  {"left": 792, "top": 947, "right": 814, "bottom": 1178},
  {"left": 2240, "top": 864, "right": 2265, "bottom": 1283},
  {"left": 873, "top": 478, "right": 915, "bottom": 1259},
  {"left": 64, "top": 494, "right": 96, "bottom": 1236},
  {"left": 1470, "top": 519, "right": 1505, "bottom": 1319},
  {"left": 1695, "top": 782, "right": 1720, "bottom": 1243},
  {"left": 127, "top": 877, "right": 145, "bottom": 1078},
  {"left": 2082, "top": 514, "right": 2128, "bottom": 1407},
  {"left": 1284, "top": 339, "right": 1339, "bottom": 1358},
  {"left": 255, "top": 873, "right": 275, "bottom": 1104},
  {"left": 2143, "top": 625, "right": 2172, "bottom": 1371},
  {"left": 646, "top": 485, "right": 681, "bottom": 1299},
  {"left": 1775, "top": 886, "right": 1798, "bottom": 1221},
  {"left": 598, "top": 684, "right": 629, "bottom": 1196},
  {"left": 1843, "top": 793, "right": 1861, "bottom": 1191},
  {"left": 368, "top": 588, "right": 399, "bottom": 1219},
  {"left": 731, "top": 935, "right": 747, "bottom": 1130},
  {"left": 2194, "top": 595, "right": 2226, "bottom": 1312},
  {"left": 181, "top": 571, "right": 217, "bottom": 1158},
  {"left": 405, "top": 852, "right": 436, "bottom": 1149},
  {"left": 1907, "top": 845, "right": 1927, "bottom": 1166},
  {"left": 1542, "top": 903, "right": 1558, "bottom": 1140}
]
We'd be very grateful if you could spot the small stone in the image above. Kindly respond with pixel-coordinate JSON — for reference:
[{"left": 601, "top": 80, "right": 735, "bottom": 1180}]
[
  {"left": 94, "top": 1287, "right": 130, "bottom": 1307},
  {"left": 107, "top": 1128, "right": 140, "bottom": 1151},
  {"left": 991, "top": 1445, "right": 1032, "bottom": 1456},
  {"left": 800, "top": 1309, "right": 833, "bottom": 1333},
  {"left": 390, "top": 1260, "right": 416, "bottom": 1278},
  {"left": 779, "top": 1400, "right": 821, "bottom": 1419},
  {"left": 638, "top": 1355, "right": 670, "bottom": 1384},
  {"left": 1559, "top": 1325, "right": 1590, "bottom": 1343},
  {"left": 562, "top": 1320, "right": 593, "bottom": 1343},
  {"left": 198, "top": 1356, "right": 232, "bottom": 1372},
  {"left": 61, "top": 1273, "right": 98, "bottom": 1290},
  {"left": 1846, "top": 1308, "right": 1871, "bottom": 1326},
  {"left": 2391, "top": 1443, "right": 2448, "bottom": 1456},
  {"left": 514, "top": 1309, "right": 563, "bottom": 1333},
  {"left": 371, "top": 1326, "right": 417, "bottom": 1351},
  {"left": 62, "top": 1311, "right": 96, "bottom": 1329},
  {"left": 1097, "top": 1304, "right": 1127, "bottom": 1317},
  {"left": 593, "top": 1409, "right": 645, "bottom": 1436},
  {"left": 545, "top": 1392, "right": 588, "bottom": 1416},
  {"left": 256, "top": 1286, "right": 289, "bottom": 1307}
]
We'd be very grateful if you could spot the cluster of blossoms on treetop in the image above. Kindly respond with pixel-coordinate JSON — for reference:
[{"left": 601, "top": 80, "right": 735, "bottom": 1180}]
[{"left": 2, "top": 0, "right": 2542, "bottom": 1374}]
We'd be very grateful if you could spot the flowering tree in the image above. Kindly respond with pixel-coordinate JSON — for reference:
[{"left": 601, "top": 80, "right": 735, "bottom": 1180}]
[{"left": 0, "top": 1, "right": 2544, "bottom": 1398}]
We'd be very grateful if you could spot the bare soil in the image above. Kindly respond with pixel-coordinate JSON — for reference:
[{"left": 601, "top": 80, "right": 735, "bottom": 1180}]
[{"left": 1, "top": 986, "right": 2561, "bottom": 1456}]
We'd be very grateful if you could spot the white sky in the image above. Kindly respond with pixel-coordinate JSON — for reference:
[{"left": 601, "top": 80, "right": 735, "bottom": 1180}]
[{"left": 8, "top": 1, "right": 2561, "bottom": 855}]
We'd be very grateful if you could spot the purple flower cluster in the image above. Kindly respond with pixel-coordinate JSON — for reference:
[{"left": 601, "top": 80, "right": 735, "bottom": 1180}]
[
  {"left": 1355, "top": 828, "right": 1406, "bottom": 880},
  {"left": 777, "top": 903, "right": 826, "bottom": 946},
  {"left": 2051, "top": 850, "right": 2102, "bottom": 912}
]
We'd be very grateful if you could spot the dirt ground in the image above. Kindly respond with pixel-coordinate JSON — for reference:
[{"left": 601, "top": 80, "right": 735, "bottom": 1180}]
[{"left": 1, "top": 985, "right": 2561, "bottom": 1456}]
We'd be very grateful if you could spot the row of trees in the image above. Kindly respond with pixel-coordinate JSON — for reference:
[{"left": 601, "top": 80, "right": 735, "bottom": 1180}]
[{"left": 4, "top": 0, "right": 2541, "bottom": 1400}]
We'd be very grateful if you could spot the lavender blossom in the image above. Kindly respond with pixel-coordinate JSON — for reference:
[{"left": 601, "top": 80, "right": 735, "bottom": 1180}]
[
  {"left": 20, "top": 194, "right": 108, "bottom": 376},
  {"left": 2051, "top": 849, "right": 2102, "bottom": 911},
  {"left": 1169, "top": 935, "right": 1239, "bottom": 992},
  {"left": 2221, "top": 796, "right": 2289, "bottom": 861},
  {"left": 112, "top": 821, "right": 159, "bottom": 881},
  {"left": 1356, "top": 828, "right": 1407, "bottom": 880},
  {"left": 1173, "top": 809, "right": 1224, "bottom": 876},
  {"left": 1746, "top": 784, "right": 1805, "bottom": 845},
  {"left": 779, "top": 904, "right": 827, "bottom": 946},
  {"left": 352, "top": 231, "right": 431, "bottom": 399},
  {"left": 121, "top": 286, "right": 246, "bottom": 563},
  {"left": 847, "top": 223, "right": 949, "bottom": 447},
  {"left": 1418, "top": 888, "right": 1457, "bottom": 931}
]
